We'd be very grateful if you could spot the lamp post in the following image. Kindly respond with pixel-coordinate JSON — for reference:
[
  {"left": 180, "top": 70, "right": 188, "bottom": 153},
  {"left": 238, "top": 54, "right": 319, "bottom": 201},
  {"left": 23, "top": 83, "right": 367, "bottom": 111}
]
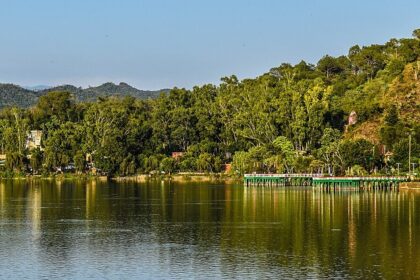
[
  {"left": 396, "top": 162, "right": 401, "bottom": 175},
  {"left": 372, "top": 145, "right": 375, "bottom": 173},
  {"left": 408, "top": 133, "right": 412, "bottom": 174}
]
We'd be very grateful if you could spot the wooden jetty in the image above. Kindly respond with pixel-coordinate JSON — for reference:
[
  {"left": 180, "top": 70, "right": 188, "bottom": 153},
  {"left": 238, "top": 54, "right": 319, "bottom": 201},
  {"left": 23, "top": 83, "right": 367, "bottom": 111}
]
[
  {"left": 313, "top": 176, "right": 407, "bottom": 190},
  {"left": 244, "top": 174, "right": 320, "bottom": 187},
  {"left": 244, "top": 174, "right": 408, "bottom": 190}
]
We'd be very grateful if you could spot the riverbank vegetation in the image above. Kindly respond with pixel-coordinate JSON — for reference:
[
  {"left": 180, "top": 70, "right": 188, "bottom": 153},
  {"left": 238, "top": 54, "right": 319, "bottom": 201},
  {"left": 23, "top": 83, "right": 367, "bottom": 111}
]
[{"left": 0, "top": 30, "right": 419, "bottom": 177}]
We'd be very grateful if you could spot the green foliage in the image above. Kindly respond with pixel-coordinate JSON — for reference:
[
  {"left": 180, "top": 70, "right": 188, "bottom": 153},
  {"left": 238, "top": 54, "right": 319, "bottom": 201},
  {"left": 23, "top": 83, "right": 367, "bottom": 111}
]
[
  {"left": 317, "top": 128, "right": 343, "bottom": 173},
  {"left": 339, "top": 139, "right": 381, "bottom": 172},
  {"left": 392, "top": 138, "right": 420, "bottom": 171},
  {"left": 160, "top": 157, "right": 177, "bottom": 174},
  {"left": 34, "top": 91, "right": 76, "bottom": 124},
  {"left": 0, "top": 84, "right": 40, "bottom": 108},
  {"left": 346, "top": 165, "right": 368, "bottom": 176},
  {"left": 0, "top": 30, "right": 419, "bottom": 177},
  {"left": 6, "top": 152, "right": 25, "bottom": 172},
  {"left": 293, "top": 155, "right": 314, "bottom": 173},
  {"left": 43, "top": 122, "right": 81, "bottom": 171},
  {"left": 74, "top": 151, "right": 86, "bottom": 173},
  {"left": 272, "top": 136, "right": 295, "bottom": 171},
  {"left": 0, "top": 108, "right": 29, "bottom": 154},
  {"left": 0, "top": 83, "right": 168, "bottom": 109},
  {"left": 413, "top": 29, "right": 420, "bottom": 40},
  {"left": 317, "top": 55, "right": 349, "bottom": 78},
  {"left": 380, "top": 106, "right": 406, "bottom": 148},
  {"left": 384, "top": 105, "right": 399, "bottom": 125},
  {"left": 29, "top": 148, "right": 43, "bottom": 174},
  {"left": 119, "top": 154, "right": 137, "bottom": 176}
]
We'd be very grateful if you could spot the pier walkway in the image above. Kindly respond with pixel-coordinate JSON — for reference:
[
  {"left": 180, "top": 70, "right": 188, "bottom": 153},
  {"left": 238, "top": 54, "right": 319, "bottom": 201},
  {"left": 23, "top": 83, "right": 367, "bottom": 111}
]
[{"left": 244, "top": 174, "right": 408, "bottom": 190}]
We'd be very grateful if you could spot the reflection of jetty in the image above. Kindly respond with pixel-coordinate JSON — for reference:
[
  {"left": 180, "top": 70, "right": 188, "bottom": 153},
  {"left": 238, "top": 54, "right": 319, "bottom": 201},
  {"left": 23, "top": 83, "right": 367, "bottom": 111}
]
[
  {"left": 312, "top": 177, "right": 407, "bottom": 190},
  {"left": 244, "top": 174, "right": 408, "bottom": 189}
]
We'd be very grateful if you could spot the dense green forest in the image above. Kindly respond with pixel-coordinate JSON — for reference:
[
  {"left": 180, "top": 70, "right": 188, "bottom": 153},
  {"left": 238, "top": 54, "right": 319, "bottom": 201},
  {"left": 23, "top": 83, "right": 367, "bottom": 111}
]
[
  {"left": 0, "top": 30, "right": 419, "bottom": 177},
  {"left": 0, "top": 82, "right": 169, "bottom": 108}
]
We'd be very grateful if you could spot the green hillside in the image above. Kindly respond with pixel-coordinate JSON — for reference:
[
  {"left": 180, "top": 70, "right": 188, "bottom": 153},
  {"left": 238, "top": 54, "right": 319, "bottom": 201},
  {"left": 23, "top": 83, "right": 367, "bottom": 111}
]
[
  {"left": 0, "top": 82, "right": 168, "bottom": 108},
  {"left": 0, "top": 29, "right": 418, "bottom": 177},
  {"left": 0, "top": 84, "right": 43, "bottom": 108}
]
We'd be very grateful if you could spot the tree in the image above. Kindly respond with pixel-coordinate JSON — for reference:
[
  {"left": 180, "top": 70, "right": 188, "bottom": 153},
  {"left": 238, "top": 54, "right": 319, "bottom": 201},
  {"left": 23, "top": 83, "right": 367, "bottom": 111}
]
[
  {"left": 353, "top": 45, "right": 386, "bottom": 80},
  {"left": 317, "top": 55, "right": 348, "bottom": 78},
  {"left": 413, "top": 28, "right": 420, "bottom": 40},
  {"left": 232, "top": 151, "right": 253, "bottom": 174},
  {"left": 74, "top": 151, "right": 86, "bottom": 173},
  {"left": 318, "top": 128, "right": 343, "bottom": 173},
  {"left": 34, "top": 91, "right": 75, "bottom": 124},
  {"left": 264, "top": 155, "right": 284, "bottom": 173},
  {"left": 43, "top": 122, "right": 81, "bottom": 171},
  {"left": 272, "top": 136, "right": 295, "bottom": 172},
  {"left": 196, "top": 153, "right": 213, "bottom": 173},
  {"left": 346, "top": 164, "right": 368, "bottom": 176},
  {"left": 339, "top": 139, "right": 380, "bottom": 172},
  {"left": 393, "top": 138, "right": 419, "bottom": 172},
  {"left": 380, "top": 105, "right": 404, "bottom": 148},
  {"left": 304, "top": 80, "right": 332, "bottom": 148},
  {"left": 293, "top": 155, "right": 314, "bottom": 173},
  {"left": 384, "top": 105, "right": 399, "bottom": 125},
  {"left": 5, "top": 152, "right": 25, "bottom": 172},
  {"left": 119, "top": 154, "right": 137, "bottom": 176},
  {"left": 160, "top": 157, "right": 177, "bottom": 175},
  {"left": 0, "top": 30, "right": 418, "bottom": 177},
  {"left": 29, "top": 148, "right": 43, "bottom": 174}
]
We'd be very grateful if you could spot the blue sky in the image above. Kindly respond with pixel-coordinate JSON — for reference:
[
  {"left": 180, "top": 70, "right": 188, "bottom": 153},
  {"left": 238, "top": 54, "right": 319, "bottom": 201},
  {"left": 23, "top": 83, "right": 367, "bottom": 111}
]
[{"left": 0, "top": 0, "right": 418, "bottom": 89}]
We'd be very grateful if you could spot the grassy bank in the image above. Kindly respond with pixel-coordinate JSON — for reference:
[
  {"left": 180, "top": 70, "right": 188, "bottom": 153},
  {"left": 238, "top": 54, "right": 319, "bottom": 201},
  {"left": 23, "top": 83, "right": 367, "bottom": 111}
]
[
  {"left": 0, "top": 171, "right": 242, "bottom": 183},
  {"left": 400, "top": 182, "right": 420, "bottom": 190},
  {"left": 0, "top": 171, "right": 105, "bottom": 181},
  {"left": 112, "top": 173, "right": 242, "bottom": 183}
]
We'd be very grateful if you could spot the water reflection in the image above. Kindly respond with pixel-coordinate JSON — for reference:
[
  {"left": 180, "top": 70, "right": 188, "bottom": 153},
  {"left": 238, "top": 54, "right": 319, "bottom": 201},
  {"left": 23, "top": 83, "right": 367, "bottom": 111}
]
[{"left": 0, "top": 180, "right": 418, "bottom": 279}]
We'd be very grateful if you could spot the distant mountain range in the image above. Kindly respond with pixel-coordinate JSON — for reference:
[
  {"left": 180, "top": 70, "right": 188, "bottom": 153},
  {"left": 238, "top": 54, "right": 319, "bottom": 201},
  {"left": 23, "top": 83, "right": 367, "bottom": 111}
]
[
  {"left": 0, "top": 82, "right": 169, "bottom": 108},
  {"left": 23, "top": 85, "right": 52, "bottom": 91}
]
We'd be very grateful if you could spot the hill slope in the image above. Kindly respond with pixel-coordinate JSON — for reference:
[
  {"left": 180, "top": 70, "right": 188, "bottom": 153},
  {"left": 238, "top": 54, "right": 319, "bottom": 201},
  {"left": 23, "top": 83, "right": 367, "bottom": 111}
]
[
  {"left": 0, "top": 82, "right": 168, "bottom": 108},
  {"left": 0, "top": 84, "right": 43, "bottom": 108}
]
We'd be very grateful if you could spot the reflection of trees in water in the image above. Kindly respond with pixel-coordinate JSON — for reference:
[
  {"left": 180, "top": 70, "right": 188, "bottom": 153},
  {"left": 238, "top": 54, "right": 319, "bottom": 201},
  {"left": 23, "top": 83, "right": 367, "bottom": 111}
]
[
  {"left": 0, "top": 181, "right": 418, "bottom": 278},
  {"left": 221, "top": 188, "right": 420, "bottom": 279}
]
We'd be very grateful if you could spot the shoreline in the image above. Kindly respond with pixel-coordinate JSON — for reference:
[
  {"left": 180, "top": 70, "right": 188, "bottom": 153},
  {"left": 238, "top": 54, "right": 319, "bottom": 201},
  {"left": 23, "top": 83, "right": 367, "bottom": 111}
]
[
  {"left": 2, "top": 174, "right": 419, "bottom": 189},
  {"left": 400, "top": 182, "right": 420, "bottom": 190},
  {"left": 0, "top": 173, "right": 243, "bottom": 183},
  {"left": 112, "top": 173, "right": 242, "bottom": 183}
]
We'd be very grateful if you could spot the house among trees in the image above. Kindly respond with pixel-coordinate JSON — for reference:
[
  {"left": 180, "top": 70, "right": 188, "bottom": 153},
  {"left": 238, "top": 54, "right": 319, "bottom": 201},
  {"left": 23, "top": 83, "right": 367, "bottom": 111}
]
[
  {"left": 345, "top": 111, "right": 358, "bottom": 133},
  {"left": 223, "top": 163, "right": 232, "bottom": 173},
  {"left": 171, "top": 152, "right": 184, "bottom": 160},
  {"left": 348, "top": 111, "right": 357, "bottom": 126},
  {"left": 384, "top": 151, "right": 394, "bottom": 163},
  {"left": 0, "top": 154, "right": 6, "bottom": 166},
  {"left": 25, "top": 130, "right": 43, "bottom": 150}
]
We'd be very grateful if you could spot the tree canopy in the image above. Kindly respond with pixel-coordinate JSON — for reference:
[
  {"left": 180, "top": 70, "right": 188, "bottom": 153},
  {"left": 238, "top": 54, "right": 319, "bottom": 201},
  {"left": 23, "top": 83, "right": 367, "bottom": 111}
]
[{"left": 0, "top": 29, "right": 419, "bottom": 176}]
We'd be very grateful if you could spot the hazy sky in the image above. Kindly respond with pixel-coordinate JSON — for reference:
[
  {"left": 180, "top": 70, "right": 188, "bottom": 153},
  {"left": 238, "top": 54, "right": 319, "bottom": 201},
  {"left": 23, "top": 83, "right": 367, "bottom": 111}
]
[{"left": 0, "top": 0, "right": 418, "bottom": 89}]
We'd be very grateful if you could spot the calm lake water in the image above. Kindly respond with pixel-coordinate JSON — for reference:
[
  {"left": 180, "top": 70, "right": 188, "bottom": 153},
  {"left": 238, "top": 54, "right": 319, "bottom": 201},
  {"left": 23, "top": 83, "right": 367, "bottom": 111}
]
[{"left": 0, "top": 180, "right": 419, "bottom": 279}]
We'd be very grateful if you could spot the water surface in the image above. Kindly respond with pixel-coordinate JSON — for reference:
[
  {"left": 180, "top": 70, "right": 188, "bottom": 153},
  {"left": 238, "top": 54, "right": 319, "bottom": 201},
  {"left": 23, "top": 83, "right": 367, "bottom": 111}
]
[{"left": 0, "top": 180, "right": 419, "bottom": 279}]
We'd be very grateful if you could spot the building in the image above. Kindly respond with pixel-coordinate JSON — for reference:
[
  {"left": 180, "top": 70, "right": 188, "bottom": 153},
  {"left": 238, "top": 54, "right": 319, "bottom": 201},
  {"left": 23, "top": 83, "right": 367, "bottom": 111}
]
[
  {"left": 223, "top": 163, "right": 232, "bottom": 173},
  {"left": 0, "top": 154, "right": 6, "bottom": 166},
  {"left": 25, "top": 130, "right": 43, "bottom": 150},
  {"left": 348, "top": 111, "right": 357, "bottom": 125},
  {"left": 171, "top": 152, "right": 184, "bottom": 160},
  {"left": 384, "top": 151, "right": 394, "bottom": 163}
]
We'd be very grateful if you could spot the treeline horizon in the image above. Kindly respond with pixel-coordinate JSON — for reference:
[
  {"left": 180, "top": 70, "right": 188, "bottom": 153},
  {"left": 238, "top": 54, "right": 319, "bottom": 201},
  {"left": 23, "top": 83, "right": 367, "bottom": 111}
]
[{"left": 0, "top": 29, "right": 419, "bottom": 177}]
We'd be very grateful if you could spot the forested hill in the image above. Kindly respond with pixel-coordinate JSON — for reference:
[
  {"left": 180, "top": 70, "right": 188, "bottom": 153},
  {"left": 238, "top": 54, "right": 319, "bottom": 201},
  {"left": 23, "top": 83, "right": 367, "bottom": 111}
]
[
  {"left": 0, "top": 84, "right": 42, "bottom": 108},
  {"left": 0, "top": 82, "right": 169, "bottom": 108},
  {"left": 0, "top": 29, "right": 419, "bottom": 177}
]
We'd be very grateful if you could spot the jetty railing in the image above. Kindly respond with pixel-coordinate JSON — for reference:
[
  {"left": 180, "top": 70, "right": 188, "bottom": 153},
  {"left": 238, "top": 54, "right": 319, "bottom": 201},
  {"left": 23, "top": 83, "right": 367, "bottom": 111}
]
[{"left": 244, "top": 174, "right": 408, "bottom": 189}]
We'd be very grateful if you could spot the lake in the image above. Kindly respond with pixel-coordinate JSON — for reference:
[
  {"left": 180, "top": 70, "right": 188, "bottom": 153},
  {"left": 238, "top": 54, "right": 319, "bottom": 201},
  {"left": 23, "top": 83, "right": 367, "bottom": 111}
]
[{"left": 0, "top": 180, "right": 419, "bottom": 279}]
